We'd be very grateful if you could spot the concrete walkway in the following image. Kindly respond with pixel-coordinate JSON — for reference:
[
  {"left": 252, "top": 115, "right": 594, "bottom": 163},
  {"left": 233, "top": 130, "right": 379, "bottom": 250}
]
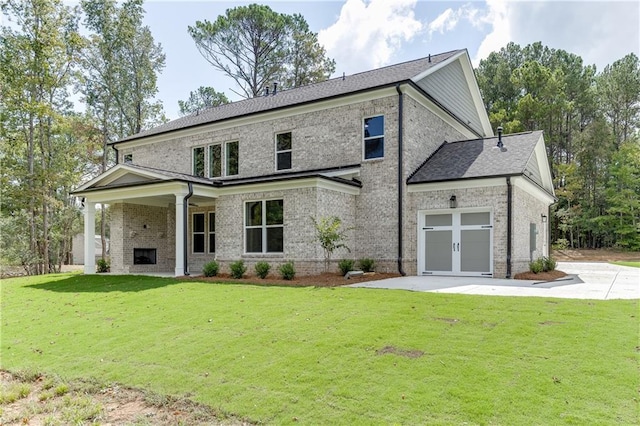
[{"left": 348, "top": 262, "right": 639, "bottom": 300}]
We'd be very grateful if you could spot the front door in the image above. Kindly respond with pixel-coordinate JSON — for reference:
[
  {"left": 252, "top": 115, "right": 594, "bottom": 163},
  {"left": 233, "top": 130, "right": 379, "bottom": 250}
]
[{"left": 419, "top": 210, "right": 493, "bottom": 276}]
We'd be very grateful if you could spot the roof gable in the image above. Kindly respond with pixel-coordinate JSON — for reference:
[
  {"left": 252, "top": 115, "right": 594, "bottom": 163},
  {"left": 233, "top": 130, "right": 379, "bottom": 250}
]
[
  {"left": 407, "top": 131, "right": 554, "bottom": 196},
  {"left": 412, "top": 51, "right": 492, "bottom": 137}
]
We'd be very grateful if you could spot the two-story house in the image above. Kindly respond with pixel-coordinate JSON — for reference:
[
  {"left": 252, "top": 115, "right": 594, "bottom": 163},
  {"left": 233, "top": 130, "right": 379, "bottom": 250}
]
[{"left": 74, "top": 49, "right": 555, "bottom": 278}]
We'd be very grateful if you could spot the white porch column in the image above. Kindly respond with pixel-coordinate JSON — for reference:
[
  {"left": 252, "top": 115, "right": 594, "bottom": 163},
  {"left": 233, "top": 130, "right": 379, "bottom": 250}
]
[
  {"left": 83, "top": 201, "right": 96, "bottom": 274},
  {"left": 175, "top": 195, "right": 186, "bottom": 276}
]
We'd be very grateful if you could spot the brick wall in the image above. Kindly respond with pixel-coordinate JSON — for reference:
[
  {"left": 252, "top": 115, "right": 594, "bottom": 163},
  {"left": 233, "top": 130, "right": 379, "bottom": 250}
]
[
  {"left": 511, "top": 184, "right": 550, "bottom": 274},
  {"left": 406, "top": 184, "right": 509, "bottom": 277},
  {"left": 109, "top": 203, "right": 173, "bottom": 274}
]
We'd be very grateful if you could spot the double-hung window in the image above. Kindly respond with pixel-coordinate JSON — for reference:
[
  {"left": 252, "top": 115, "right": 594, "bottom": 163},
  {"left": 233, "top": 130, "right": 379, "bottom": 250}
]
[
  {"left": 193, "top": 147, "right": 205, "bottom": 176},
  {"left": 207, "top": 142, "right": 238, "bottom": 177},
  {"left": 208, "top": 212, "right": 216, "bottom": 253},
  {"left": 193, "top": 212, "right": 215, "bottom": 253},
  {"left": 363, "top": 115, "right": 384, "bottom": 159},
  {"left": 209, "top": 144, "right": 222, "bottom": 178},
  {"left": 192, "top": 213, "right": 205, "bottom": 253},
  {"left": 226, "top": 141, "right": 239, "bottom": 176},
  {"left": 275, "top": 132, "right": 292, "bottom": 170},
  {"left": 245, "top": 199, "right": 283, "bottom": 253}
]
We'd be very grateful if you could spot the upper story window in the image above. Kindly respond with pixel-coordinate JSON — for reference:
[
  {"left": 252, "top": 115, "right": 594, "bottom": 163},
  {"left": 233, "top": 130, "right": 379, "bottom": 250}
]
[
  {"left": 363, "top": 115, "right": 384, "bottom": 160},
  {"left": 226, "top": 141, "right": 239, "bottom": 176},
  {"left": 209, "top": 144, "right": 222, "bottom": 178},
  {"left": 275, "top": 132, "right": 292, "bottom": 171},
  {"left": 193, "top": 147, "right": 205, "bottom": 177},
  {"left": 245, "top": 199, "right": 283, "bottom": 253},
  {"left": 207, "top": 142, "right": 238, "bottom": 177},
  {"left": 123, "top": 153, "right": 133, "bottom": 164}
]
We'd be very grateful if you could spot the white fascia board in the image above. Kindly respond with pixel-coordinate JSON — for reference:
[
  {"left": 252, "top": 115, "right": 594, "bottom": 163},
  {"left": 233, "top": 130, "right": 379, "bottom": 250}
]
[
  {"left": 457, "top": 53, "right": 494, "bottom": 137},
  {"left": 113, "top": 88, "right": 399, "bottom": 150},
  {"left": 407, "top": 177, "right": 506, "bottom": 193},
  {"left": 75, "top": 181, "right": 194, "bottom": 203},
  {"left": 410, "top": 50, "right": 466, "bottom": 82},
  {"left": 218, "top": 177, "right": 361, "bottom": 196},
  {"left": 512, "top": 176, "right": 556, "bottom": 205},
  {"left": 403, "top": 85, "right": 478, "bottom": 139},
  {"left": 533, "top": 134, "right": 555, "bottom": 194},
  {"left": 75, "top": 164, "right": 170, "bottom": 191}
]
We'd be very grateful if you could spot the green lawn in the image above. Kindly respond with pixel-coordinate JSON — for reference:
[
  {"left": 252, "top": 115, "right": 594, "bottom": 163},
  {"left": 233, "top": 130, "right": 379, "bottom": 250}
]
[
  {"left": 612, "top": 261, "right": 640, "bottom": 268},
  {"left": 1, "top": 274, "right": 638, "bottom": 424}
]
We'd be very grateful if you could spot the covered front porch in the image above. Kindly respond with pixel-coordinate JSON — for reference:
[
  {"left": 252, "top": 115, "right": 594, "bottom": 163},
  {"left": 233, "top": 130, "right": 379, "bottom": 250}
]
[{"left": 73, "top": 164, "right": 218, "bottom": 277}]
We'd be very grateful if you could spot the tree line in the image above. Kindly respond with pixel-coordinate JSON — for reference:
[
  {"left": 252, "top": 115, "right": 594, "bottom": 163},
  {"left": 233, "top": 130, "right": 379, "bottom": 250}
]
[
  {"left": 0, "top": 1, "right": 335, "bottom": 274},
  {"left": 475, "top": 42, "right": 640, "bottom": 250},
  {"left": 1, "top": 1, "right": 638, "bottom": 275}
]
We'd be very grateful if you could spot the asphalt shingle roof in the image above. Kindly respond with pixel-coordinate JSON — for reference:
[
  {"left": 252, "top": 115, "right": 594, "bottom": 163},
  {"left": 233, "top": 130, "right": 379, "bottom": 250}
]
[
  {"left": 116, "top": 50, "right": 464, "bottom": 144},
  {"left": 407, "top": 131, "right": 543, "bottom": 184}
]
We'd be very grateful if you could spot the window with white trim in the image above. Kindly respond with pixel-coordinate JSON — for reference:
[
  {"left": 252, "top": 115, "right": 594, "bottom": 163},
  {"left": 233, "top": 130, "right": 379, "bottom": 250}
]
[
  {"left": 363, "top": 115, "right": 384, "bottom": 159},
  {"left": 193, "top": 147, "right": 205, "bottom": 176},
  {"left": 275, "top": 132, "right": 292, "bottom": 170},
  {"left": 209, "top": 144, "right": 222, "bottom": 178},
  {"left": 208, "top": 212, "right": 216, "bottom": 254},
  {"left": 226, "top": 141, "right": 239, "bottom": 176},
  {"left": 245, "top": 199, "right": 283, "bottom": 253},
  {"left": 192, "top": 213, "right": 205, "bottom": 253},
  {"left": 123, "top": 153, "right": 133, "bottom": 164}
]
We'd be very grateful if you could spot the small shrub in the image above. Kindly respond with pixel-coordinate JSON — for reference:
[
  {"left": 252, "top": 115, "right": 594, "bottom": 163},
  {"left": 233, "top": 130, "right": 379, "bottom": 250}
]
[
  {"left": 543, "top": 256, "right": 557, "bottom": 272},
  {"left": 338, "top": 259, "right": 355, "bottom": 276},
  {"left": 358, "top": 258, "right": 375, "bottom": 273},
  {"left": 529, "top": 258, "right": 544, "bottom": 274},
  {"left": 254, "top": 261, "right": 271, "bottom": 279},
  {"left": 202, "top": 260, "right": 219, "bottom": 277},
  {"left": 278, "top": 261, "right": 296, "bottom": 280},
  {"left": 552, "top": 238, "right": 569, "bottom": 250},
  {"left": 96, "top": 259, "right": 109, "bottom": 273},
  {"left": 229, "top": 260, "right": 247, "bottom": 279}
]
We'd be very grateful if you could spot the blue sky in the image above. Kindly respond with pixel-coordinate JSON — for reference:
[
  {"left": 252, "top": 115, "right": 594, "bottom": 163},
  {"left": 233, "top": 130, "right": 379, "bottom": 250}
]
[
  {"left": 141, "top": 0, "right": 639, "bottom": 120},
  {"left": 5, "top": 1, "right": 637, "bottom": 120}
]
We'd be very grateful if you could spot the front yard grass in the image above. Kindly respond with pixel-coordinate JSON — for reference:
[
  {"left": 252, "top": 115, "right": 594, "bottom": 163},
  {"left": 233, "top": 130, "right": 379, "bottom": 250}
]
[
  {"left": 612, "top": 261, "right": 640, "bottom": 268},
  {"left": 1, "top": 274, "right": 638, "bottom": 424}
]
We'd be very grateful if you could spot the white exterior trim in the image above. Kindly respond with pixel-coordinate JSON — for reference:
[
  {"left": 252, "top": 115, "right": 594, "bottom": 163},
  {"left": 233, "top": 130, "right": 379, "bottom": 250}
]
[
  {"left": 407, "top": 177, "right": 506, "bottom": 193},
  {"left": 512, "top": 176, "right": 556, "bottom": 205}
]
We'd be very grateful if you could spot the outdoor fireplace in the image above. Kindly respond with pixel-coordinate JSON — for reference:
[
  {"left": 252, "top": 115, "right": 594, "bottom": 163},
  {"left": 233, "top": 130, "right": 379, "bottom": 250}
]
[{"left": 134, "top": 248, "right": 156, "bottom": 265}]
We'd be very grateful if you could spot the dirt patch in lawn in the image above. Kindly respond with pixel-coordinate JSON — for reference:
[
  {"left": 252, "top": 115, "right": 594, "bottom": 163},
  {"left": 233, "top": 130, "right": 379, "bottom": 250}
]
[
  {"left": 0, "top": 370, "right": 250, "bottom": 425},
  {"left": 183, "top": 271, "right": 402, "bottom": 287},
  {"left": 376, "top": 346, "right": 425, "bottom": 359}
]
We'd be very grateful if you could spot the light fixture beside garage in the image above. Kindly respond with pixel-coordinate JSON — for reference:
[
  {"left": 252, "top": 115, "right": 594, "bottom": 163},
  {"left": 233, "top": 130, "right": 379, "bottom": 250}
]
[
  {"left": 449, "top": 195, "right": 457, "bottom": 209},
  {"left": 541, "top": 214, "right": 547, "bottom": 223}
]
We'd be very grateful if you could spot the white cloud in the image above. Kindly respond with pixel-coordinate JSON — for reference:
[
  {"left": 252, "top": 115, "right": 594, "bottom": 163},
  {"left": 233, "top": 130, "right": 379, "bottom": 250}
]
[
  {"left": 427, "top": 5, "right": 482, "bottom": 37},
  {"left": 471, "top": 0, "right": 511, "bottom": 66},
  {"left": 318, "top": 0, "right": 423, "bottom": 74},
  {"left": 470, "top": 0, "right": 639, "bottom": 70}
]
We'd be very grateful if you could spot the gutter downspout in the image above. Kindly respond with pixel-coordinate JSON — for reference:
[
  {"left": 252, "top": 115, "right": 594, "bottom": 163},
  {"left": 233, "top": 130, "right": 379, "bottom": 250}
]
[
  {"left": 113, "top": 146, "right": 119, "bottom": 165},
  {"left": 506, "top": 177, "right": 512, "bottom": 278},
  {"left": 396, "top": 84, "right": 406, "bottom": 276},
  {"left": 183, "top": 182, "right": 193, "bottom": 276}
]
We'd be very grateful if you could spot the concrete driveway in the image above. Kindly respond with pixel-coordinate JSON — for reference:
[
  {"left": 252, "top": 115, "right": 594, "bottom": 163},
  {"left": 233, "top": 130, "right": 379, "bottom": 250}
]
[{"left": 347, "top": 262, "right": 639, "bottom": 300}]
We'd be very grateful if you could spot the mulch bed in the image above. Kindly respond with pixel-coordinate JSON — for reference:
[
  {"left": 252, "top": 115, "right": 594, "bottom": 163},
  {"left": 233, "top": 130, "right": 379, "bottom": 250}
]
[{"left": 181, "top": 272, "right": 402, "bottom": 287}]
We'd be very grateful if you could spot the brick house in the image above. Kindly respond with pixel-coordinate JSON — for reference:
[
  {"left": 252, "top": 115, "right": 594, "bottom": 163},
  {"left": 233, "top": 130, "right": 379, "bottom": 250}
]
[{"left": 74, "top": 49, "right": 555, "bottom": 278}]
